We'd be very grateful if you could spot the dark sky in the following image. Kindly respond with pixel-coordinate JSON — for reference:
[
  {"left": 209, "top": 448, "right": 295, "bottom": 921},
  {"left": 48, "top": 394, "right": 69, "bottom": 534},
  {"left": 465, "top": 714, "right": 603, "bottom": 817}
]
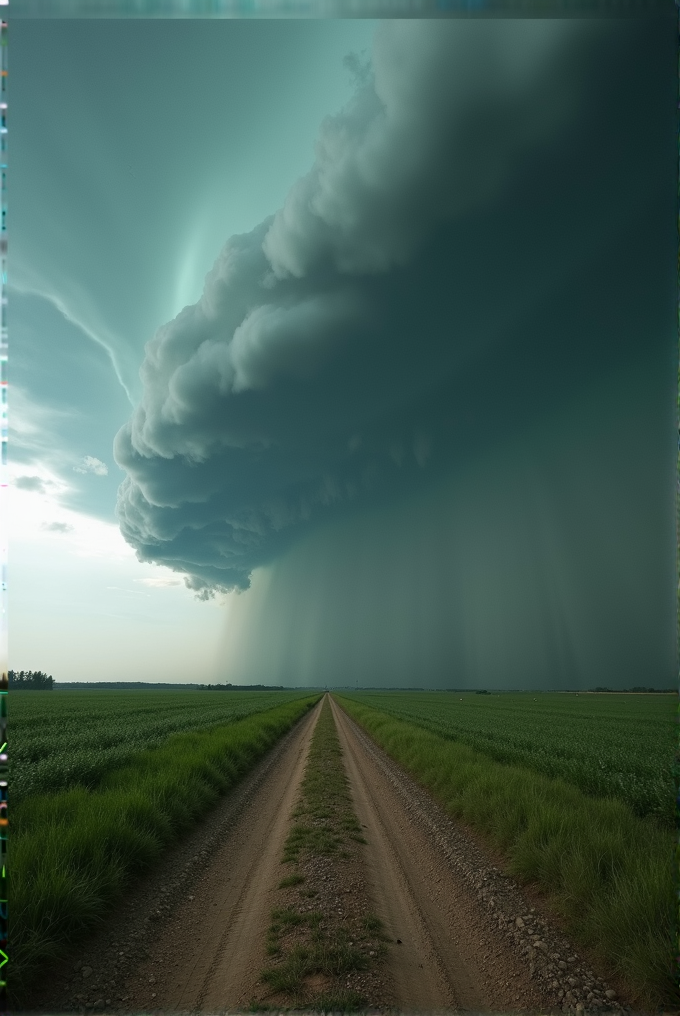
[
  {"left": 115, "top": 20, "right": 676, "bottom": 588},
  {"left": 15, "top": 18, "right": 676, "bottom": 688},
  {"left": 118, "top": 19, "right": 676, "bottom": 689}
]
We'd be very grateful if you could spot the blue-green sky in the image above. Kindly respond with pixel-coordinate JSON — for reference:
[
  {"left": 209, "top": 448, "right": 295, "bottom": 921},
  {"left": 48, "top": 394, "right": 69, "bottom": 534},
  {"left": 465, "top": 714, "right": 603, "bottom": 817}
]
[
  {"left": 11, "top": 19, "right": 377, "bottom": 681},
  {"left": 11, "top": 18, "right": 676, "bottom": 688}
]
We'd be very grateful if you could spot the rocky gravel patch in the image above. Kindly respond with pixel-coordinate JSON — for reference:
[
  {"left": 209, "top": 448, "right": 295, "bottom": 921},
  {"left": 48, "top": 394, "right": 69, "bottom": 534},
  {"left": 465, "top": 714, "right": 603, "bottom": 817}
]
[{"left": 262, "top": 850, "right": 393, "bottom": 1010}]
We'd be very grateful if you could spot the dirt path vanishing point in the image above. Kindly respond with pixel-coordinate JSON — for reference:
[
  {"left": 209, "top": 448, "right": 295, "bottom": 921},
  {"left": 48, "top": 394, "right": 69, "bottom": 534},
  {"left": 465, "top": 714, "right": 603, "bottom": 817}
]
[{"left": 28, "top": 693, "right": 638, "bottom": 1015}]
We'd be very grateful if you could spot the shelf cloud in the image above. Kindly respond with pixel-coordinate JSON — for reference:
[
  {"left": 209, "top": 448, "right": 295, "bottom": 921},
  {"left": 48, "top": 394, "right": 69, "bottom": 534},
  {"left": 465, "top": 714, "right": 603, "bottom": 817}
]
[{"left": 115, "top": 16, "right": 673, "bottom": 628}]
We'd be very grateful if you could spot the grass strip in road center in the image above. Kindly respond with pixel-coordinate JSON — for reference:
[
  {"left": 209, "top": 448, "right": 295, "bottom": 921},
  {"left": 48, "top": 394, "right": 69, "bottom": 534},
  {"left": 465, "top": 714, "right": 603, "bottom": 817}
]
[
  {"left": 334, "top": 695, "right": 675, "bottom": 1012},
  {"left": 11, "top": 696, "right": 319, "bottom": 1003},
  {"left": 258, "top": 696, "right": 389, "bottom": 1011}
]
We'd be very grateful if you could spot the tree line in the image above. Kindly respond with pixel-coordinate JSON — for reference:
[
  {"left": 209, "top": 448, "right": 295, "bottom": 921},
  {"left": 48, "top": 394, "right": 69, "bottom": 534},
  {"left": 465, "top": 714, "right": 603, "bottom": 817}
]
[
  {"left": 197, "top": 682, "right": 285, "bottom": 691},
  {"left": 591, "top": 686, "right": 675, "bottom": 693},
  {"left": 9, "top": 670, "right": 54, "bottom": 690}
]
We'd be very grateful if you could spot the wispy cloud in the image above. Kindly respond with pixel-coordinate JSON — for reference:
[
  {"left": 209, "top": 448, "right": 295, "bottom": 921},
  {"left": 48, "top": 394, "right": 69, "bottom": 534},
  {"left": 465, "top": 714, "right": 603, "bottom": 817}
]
[
  {"left": 136, "top": 576, "right": 183, "bottom": 588},
  {"left": 74, "top": 456, "right": 108, "bottom": 476},
  {"left": 41, "top": 521, "right": 74, "bottom": 534},
  {"left": 10, "top": 385, "right": 76, "bottom": 459},
  {"left": 8, "top": 280, "right": 138, "bottom": 406}
]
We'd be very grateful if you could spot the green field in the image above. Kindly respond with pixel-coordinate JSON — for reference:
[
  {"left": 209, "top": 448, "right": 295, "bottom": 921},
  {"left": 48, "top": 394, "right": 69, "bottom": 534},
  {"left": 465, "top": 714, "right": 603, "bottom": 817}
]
[
  {"left": 12, "top": 691, "right": 319, "bottom": 999},
  {"left": 339, "top": 691, "right": 677, "bottom": 825},
  {"left": 12, "top": 688, "right": 309, "bottom": 803},
  {"left": 335, "top": 692, "right": 676, "bottom": 1009},
  {"left": 13, "top": 688, "right": 678, "bottom": 1007}
]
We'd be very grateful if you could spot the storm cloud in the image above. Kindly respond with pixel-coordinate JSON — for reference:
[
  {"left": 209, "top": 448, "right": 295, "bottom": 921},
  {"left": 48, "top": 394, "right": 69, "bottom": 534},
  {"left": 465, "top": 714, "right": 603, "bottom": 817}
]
[{"left": 115, "top": 18, "right": 675, "bottom": 609}]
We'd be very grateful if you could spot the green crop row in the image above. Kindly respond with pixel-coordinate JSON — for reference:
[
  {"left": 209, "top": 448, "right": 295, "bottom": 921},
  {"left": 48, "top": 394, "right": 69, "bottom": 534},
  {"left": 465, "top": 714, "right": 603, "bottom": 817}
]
[
  {"left": 12, "top": 695, "right": 319, "bottom": 1001},
  {"left": 339, "top": 691, "right": 676, "bottom": 825},
  {"left": 11, "top": 689, "right": 308, "bottom": 803},
  {"left": 334, "top": 695, "right": 675, "bottom": 1011}
]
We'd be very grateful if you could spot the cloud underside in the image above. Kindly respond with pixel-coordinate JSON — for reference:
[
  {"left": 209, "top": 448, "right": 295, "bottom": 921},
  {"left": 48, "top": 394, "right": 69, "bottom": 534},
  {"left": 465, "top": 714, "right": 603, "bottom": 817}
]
[
  {"left": 114, "top": 20, "right": 671, "bottom": 594},
  {"left": 15, "top": 475, "right": 47, "bottom": 493}
]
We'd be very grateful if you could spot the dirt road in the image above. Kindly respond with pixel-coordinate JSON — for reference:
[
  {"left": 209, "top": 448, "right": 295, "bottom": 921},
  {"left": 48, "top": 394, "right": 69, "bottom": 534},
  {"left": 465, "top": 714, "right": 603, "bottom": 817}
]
[
  {"left": 130, "top": 698, "right": 323, "bottom": 1013},
  {"left": 331, "top": 695, "right": 520, "bottom": 1011},
  {"left": 29, "top": 694, "right": 631, "bottom": 1014}
]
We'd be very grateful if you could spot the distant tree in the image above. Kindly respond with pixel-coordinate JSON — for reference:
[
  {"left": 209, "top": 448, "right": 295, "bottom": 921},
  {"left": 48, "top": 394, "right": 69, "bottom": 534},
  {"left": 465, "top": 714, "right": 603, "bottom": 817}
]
[{"left": 9, "top": 670, "right": 53, "bottom": 690}]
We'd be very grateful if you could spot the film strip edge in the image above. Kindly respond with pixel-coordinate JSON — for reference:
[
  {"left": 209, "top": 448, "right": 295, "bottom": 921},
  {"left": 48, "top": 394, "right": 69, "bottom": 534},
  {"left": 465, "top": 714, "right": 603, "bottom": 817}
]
[{"left": 0, "top": 6, "right": 8, "bottom": 1010}]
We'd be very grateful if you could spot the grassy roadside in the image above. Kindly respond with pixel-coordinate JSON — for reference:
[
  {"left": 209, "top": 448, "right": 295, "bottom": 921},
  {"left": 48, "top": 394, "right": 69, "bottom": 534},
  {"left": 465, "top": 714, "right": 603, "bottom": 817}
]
[
  {"left": 11, "top": 696, "right": 319, "bottom": 1000},
  {"left": 339, "top": 691, "right": 675, "bottom": 825},
  {"left": 259, "top": 696, "right": 388, "bottom": 1011},
  {"left": 12, "top": 689, "right": 310, "bottom": 804},
  {"left": 334, "top": 695, "right": 676, "bottom": 1011}
]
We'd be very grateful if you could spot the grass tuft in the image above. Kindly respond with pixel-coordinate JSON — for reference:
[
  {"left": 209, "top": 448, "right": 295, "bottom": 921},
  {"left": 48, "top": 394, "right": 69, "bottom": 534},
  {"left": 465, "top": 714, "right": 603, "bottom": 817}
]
[
  {"left": 278, "top": 873, "right": 305, "bottom": 889},
  {"left": 315, "top": 988, "right": 368, "bottom": 1011}
]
